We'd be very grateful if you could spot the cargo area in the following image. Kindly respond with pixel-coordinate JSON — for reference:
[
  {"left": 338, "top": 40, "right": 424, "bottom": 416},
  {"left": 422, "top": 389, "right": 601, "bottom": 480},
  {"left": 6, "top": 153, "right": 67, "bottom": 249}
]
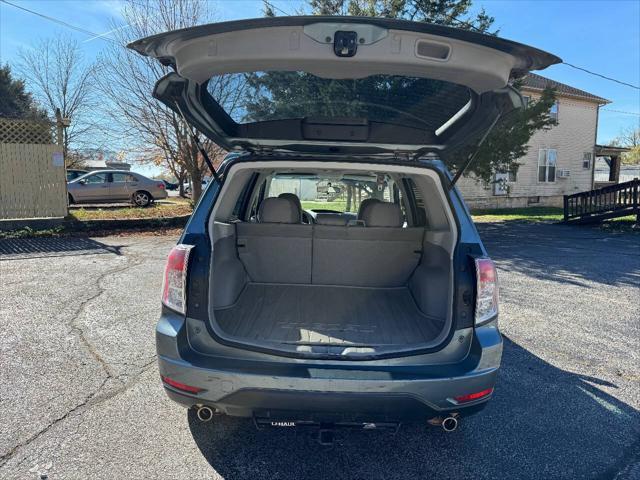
[
  {"left": 206, "top": 161, "right": 458, "bottom": 357},
  {"left": 215, "top": 284, "right": 444, "bottom": 347}
]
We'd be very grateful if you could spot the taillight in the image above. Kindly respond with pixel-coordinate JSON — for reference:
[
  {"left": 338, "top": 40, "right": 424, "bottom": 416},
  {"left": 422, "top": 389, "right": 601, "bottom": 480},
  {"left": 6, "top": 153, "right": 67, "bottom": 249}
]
[
  {"left": 474, "top": 257, "right": 498, "bottom": 325},
  {"left": 453, "top": 387, "right": 494, "bottom": 404},
  {"left": 161, "top": 244, "right": 193, "bottom": 314},
  {"left": 161, "top": 375, "right": 203, "bottom": 394},
  {"left": 157, "top": 182, "right": 165, "bottom": 189}
]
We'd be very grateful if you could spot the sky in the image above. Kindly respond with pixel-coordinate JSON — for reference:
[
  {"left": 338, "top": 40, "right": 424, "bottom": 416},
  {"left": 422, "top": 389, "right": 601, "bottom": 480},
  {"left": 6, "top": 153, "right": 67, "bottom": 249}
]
[{"left": 1, "top": 0, "right": 639, "bottom": 176}]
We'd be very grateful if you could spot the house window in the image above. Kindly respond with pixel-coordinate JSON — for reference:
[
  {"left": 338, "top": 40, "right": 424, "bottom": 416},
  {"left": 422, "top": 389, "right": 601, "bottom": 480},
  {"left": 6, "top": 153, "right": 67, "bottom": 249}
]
[
  {"left": 508, "top": 170, "right": 517, "bottom": 182},
  {"left": 538, "top": 149, "right": 557, "bottom": 182},
  {"left": 583, "top": 152, "right": 592, "bottom": 169},
  {"left": 549, "top": 100, "right": 559, "bottom": 121},
  {"left": 522, "top": 95, "right": 531, "bottom": 108}
]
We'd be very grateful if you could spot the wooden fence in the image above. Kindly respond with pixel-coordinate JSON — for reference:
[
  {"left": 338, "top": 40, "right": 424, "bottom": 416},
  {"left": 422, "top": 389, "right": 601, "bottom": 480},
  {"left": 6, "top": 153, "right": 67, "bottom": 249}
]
[
  {"left": 563, "top": 178, "right": 639, "bottom": 224},
  {"left": 0, "top": 118, "right": 68, "bottom": 220}
]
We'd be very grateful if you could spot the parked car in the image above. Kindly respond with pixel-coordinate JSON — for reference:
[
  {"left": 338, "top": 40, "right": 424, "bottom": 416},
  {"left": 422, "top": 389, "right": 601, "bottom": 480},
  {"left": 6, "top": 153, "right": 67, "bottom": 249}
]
[
  {"left": 66, "top": 169, "right": 88, "bottom": 182},
  {"left": 67, "top": 170, "right": 167, "bottom": 207},
  {"left": 130, "top": 16, "right": 559, "bottom": 437},
  {"left": 162, "top": 179, "right": 179, "bottom": 191},
  {"left": 184, "top": 178, "right": 209, "bottom": 195}
]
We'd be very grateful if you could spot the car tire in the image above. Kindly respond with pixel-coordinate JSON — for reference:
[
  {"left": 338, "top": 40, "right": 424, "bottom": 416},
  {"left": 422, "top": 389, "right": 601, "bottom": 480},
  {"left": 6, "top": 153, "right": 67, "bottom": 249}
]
[
  {"left": 68, "top": 193, "right": 75, "bottom": 205},
  {"left": 133, "top": 191, "right": 152, "bottom": 207}
]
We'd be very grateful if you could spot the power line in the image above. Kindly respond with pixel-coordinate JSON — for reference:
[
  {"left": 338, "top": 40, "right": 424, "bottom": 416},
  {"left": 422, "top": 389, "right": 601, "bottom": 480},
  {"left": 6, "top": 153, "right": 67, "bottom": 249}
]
[
  {"left": 561, "top": 62, "right": 640, "bottom": 91},
  {"left": 447, "top": 13, "right": 640, "bottom": 91},
  {"left": 0, "top": 0, "right": 120, "bottom": 44},
  {"left": 601, "top": 108, "right": 640, "bottom": 116}
]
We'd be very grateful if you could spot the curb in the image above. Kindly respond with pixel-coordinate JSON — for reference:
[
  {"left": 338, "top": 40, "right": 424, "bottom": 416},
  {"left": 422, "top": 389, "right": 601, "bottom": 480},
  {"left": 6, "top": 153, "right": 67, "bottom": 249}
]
[{"left": 0, "top": 214, "right": 191, "bottom": 237}]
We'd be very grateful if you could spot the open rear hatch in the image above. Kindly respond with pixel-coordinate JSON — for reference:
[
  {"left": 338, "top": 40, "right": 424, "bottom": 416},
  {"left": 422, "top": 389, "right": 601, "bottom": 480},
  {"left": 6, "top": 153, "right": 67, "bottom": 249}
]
[{"left": 128, "top": 16, "right": 560, "bottom": 161}]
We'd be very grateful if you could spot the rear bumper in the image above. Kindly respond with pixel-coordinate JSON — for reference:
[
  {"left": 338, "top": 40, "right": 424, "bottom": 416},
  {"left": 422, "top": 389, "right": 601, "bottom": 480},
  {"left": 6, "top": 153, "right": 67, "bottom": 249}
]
[
  {"left": 153, "top": 190, "right": 168, "bottom": 200},
  {"left": 156, "top": 310, "right": 502, "bottom": 421}
]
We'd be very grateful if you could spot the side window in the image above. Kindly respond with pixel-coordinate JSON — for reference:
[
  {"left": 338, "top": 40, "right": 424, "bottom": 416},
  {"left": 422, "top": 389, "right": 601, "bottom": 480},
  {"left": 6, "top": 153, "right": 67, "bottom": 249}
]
[
  {"left": 84, "top": 173, "right": 108, "bottom": 184},
  {"left": 403, "top": 178, "right": 428, "bottom": 227},
  {"left": 231, "top": 173, "right": 259, "bottom": 221},
  {"left": 248, "top": 180, "right": 267, "bottom": 220},
  {"left": 583, "top": 152, "right": 593, "bottom": 169},
  {"left": 538, "top": 149, "right": 557, "bottom": 183},
  {"left": 112, "top": 173, "right": 136, "bottom": 183},
  {"left": 549, "top": 100, "right": 559, "bottom": 122}
]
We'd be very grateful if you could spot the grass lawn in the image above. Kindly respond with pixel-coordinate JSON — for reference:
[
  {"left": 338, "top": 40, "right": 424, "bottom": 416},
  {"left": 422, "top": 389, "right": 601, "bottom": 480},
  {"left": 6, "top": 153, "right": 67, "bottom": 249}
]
[
  {"left": 67, "top": 202, "right": 192, "bottom": 221},
  {"left": 301, "top": 200, "right": 354, "bottom": 212},
  {"left": 471, "top": 207, "right": 564, "bottom": 223}
]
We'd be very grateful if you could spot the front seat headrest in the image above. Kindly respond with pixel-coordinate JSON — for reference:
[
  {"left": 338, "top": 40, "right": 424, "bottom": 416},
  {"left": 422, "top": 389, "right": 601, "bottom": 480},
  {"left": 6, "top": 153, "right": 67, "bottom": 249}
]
[
  {"left": 357, "top": 198, "right": 381, "bottom": 220},
  {"left": 362, "top": 202, "right": 403, "bottom": 227},
  {"left": 258, "top": 197, "right": 300, "bottom": 224},
  {"left": 278, "top": 193, "right": 302, "bottom": 221},
  {"left": 315, "top": 213, "right": 349, "bottom": 226}
]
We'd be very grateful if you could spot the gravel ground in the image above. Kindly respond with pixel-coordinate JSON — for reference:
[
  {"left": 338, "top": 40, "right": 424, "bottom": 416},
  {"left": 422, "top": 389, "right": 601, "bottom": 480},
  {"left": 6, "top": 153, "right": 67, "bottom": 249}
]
[{"left": 0, "top": 222, "right": 638, "bottom": 480}]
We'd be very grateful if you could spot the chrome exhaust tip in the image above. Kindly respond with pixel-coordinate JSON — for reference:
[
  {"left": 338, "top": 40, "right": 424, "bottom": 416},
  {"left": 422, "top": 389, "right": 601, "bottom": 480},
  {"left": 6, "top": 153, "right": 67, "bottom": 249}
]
[
  {"left": 441, "top": 416, "right": 458, "bottom": 432},
  {"left": 196, "top": 406, "right": 214, "bottom": 422}
]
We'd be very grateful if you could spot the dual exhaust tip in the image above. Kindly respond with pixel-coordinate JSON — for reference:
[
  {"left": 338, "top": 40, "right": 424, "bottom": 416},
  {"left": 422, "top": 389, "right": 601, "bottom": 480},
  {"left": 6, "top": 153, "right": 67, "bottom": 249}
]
[
  {"left": 196, "top": 405, "right": 214, "bottom": 422},
  {"left": 441, "top": 416, "right": 458, "bottom": 432}
]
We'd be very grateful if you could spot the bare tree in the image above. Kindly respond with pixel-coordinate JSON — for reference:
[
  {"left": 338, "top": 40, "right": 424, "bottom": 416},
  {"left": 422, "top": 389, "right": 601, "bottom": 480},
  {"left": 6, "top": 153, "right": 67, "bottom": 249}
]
[
  {"left": 18, "top": 34, "right": 97, "bottom": 166},
  {"left": 95, "top": 0, "right": 241, "bottom": 201},
  {"left": 612, "top": 126, "right": 640, "bottom": 165}
]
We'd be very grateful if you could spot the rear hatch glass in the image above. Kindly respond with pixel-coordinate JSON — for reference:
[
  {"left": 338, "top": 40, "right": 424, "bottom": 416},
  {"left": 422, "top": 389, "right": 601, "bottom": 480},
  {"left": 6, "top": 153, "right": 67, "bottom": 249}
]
[{"left": 212, "top": 72, "right": 470, "bottom": 135}]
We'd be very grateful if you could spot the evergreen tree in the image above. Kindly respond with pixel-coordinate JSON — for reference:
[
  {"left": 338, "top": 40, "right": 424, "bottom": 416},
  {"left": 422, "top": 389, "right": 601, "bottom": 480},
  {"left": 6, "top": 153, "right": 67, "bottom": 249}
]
[{"left": 0, "top": 64, "right": 46, "bottom": 119}]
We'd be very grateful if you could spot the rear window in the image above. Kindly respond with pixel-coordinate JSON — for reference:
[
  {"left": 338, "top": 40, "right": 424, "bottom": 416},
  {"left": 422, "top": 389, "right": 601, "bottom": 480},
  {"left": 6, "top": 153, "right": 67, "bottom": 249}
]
[
  {"left": 207, "top": 72, "right": 471, "bottom": 131},
  {"left": 266, "top": 173, "right": 396, "bottom": 214}
]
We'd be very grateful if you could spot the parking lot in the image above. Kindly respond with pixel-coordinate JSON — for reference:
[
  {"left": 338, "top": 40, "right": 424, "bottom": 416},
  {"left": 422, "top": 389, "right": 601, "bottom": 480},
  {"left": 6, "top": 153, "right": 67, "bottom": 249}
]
[{"left": 0, "top": 222, "right": 638, "bottom": 479}]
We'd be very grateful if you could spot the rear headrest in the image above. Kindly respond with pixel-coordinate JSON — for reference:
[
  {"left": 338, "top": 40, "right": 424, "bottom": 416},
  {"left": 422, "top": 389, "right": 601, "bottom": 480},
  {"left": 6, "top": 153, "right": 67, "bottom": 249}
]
[
  {"left": 362, "top": 202, "right": 403, "bottom": 228},
  {"left": 315, "top": 213, "right": 349, "bottom": 226},
  {"left": 258, "top": 197, "right": 300, "bottom": 224},
  {"left": 357, "top": 198, "right": 381, "bottom": 220},
  {"left": 278, "top": 193, "right": 302, "bottom": 220}
]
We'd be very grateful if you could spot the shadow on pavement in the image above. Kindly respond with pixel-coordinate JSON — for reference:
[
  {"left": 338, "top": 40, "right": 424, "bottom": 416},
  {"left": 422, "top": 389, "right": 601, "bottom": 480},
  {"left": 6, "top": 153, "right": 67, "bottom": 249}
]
[
  {"left": 0, "top": 237, "right": 123, "bottom": 260},
  {"left": 187, "top": 337, "right": 639, "bottom": 480},
  {"left": 477, "top": 222, "right": 640, "bottom": 288}
]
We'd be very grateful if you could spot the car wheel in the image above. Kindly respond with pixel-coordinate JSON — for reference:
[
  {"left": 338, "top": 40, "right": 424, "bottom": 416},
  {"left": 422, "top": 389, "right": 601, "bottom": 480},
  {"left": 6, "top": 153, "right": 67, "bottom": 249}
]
[
  {"left": 133, "top": 191, "right": 152, "bottom": 207},
  {"left": 68, "top": 193, "right": 75, "bottom": 205}
]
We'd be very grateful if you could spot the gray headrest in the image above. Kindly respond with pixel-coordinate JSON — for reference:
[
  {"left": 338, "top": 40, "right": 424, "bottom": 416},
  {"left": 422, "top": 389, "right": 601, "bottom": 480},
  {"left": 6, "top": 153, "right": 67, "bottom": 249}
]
[
  {"left": 278, "top": 193, "right": 302, "bottom": 214},
  {"left": 357, "top": 198, "right": 381, "bottom": 220},
  {"left": 362, "top": 202, "right": 403, "bottom": 227},
  {"left": 258, "top": 197, "right": 300, "bottom": 224},
  {"left": 315, "top": 213, "right": 349, "bottom": 226}
]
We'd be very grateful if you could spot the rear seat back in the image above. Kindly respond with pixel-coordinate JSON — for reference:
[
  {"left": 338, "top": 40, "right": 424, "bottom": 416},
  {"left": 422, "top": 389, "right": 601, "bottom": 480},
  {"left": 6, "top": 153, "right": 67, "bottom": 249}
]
[
  {"left": 313, "top": 203, "right": 423, "bottom": 287},
  {"left": 237, "top": 199, "right": 423, "bottom": 287},
  {"left": 236, "top": 197, "right": 312, "bottom": 284}
]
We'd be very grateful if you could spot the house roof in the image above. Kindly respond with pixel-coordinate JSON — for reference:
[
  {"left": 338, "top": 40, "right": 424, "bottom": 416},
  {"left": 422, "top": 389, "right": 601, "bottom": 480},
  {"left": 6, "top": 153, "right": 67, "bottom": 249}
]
[{"left": 521, "top": 73, "right": 611, "bottom": 104}]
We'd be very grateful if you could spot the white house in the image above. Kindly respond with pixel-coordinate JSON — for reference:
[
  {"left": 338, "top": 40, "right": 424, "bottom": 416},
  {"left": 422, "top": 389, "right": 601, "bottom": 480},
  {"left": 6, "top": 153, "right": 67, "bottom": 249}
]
[{"left": 457, "top": 73, "right": 610, "bottom": 209}]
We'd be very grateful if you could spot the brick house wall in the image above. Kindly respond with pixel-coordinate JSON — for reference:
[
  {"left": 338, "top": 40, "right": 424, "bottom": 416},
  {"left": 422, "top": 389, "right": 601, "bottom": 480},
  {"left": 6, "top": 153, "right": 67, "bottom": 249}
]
[{"left": 457, "top": 85, "right": 604, "bottom": 209}]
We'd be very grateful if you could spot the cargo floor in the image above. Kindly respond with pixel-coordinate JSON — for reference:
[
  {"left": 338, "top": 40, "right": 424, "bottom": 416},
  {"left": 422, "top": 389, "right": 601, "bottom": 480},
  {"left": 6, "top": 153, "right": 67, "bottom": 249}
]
[{"left": 214, "top": 283, "right": 444, "bottom": 346}]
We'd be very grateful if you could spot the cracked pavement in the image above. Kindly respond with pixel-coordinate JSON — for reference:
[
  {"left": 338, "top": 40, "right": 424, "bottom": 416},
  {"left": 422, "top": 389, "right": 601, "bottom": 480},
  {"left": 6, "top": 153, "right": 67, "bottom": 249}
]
[{"left": 0, "top": 224, "right": 638, "bottom": 479}]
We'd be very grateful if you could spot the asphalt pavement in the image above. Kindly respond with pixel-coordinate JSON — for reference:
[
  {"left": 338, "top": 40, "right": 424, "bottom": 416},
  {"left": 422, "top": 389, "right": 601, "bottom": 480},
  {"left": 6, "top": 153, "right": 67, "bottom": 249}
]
[{"left": 0, "top": 222, "right": 638, "bottom": 479}]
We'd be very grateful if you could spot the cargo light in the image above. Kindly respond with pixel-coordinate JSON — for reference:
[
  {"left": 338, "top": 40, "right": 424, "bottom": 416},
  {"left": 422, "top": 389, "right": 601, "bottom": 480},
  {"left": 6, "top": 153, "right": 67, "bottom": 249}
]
[
  {"left": 474, "top": 257, "right": 498, "bottom": 325},
  {"left": 453, "top": 387, "right": 494, "bottom": 404},
  {"left": 161, "top": 375, "right": 203, "bottom": 394},
  {"left": 161, "top": 244, "right": 193, "bottom": 314}
]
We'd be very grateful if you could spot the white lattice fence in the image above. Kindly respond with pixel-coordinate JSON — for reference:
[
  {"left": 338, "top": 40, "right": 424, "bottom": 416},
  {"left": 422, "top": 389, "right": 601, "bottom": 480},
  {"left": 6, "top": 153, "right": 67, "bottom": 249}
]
[
  {"left": 0, "top": 118, "right": 55, "bottom": 144},
  {"left": 0, "top": 118, "right": 67, "bottom": 220}
]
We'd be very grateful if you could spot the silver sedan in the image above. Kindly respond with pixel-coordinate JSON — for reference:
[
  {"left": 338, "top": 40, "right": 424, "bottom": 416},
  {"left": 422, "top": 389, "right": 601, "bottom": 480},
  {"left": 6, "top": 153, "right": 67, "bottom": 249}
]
[{"left": 67, "top": 170, "right": 168, "bottom": 207}]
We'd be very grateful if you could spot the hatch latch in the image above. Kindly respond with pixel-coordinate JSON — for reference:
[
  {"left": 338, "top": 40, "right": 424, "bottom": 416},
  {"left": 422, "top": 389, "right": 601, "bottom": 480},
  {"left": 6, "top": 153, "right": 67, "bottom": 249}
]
[{"left": 334, "top": 31, "right": 358, "bottom": 57}]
